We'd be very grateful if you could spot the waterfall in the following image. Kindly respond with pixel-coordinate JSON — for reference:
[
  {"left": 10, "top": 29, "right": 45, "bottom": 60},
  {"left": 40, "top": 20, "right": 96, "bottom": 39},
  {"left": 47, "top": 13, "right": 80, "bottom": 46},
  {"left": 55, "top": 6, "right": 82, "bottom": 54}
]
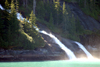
[
  {"left": 75, "top": 41, "right": 93, "bottom": 59},
  {"left": 0, "top": 4, "right": 93, "bottom": 59},
  {"left": 39, "top": 31, "right": 76, "bottom": 59},
  {"left": 0, "top": 4, "right": 4, "bottom": 10}
]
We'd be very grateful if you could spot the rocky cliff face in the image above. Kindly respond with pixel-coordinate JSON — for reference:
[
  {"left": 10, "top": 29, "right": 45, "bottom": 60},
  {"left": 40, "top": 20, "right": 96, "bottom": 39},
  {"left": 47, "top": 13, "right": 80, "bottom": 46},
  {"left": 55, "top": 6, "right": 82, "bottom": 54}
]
[
  {"left": 67, "top": 3, "right": 100, "bottom": 31},
  {"left": 66, "top": 3, "right": 100, "bottom": 58},
  {"left": 37, "top": 1, "right": 100, "bottom": 58}
]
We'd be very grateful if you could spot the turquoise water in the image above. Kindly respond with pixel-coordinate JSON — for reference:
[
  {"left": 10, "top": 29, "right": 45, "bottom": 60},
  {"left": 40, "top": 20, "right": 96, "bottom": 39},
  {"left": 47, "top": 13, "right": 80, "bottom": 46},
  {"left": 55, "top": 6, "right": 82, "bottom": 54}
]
[{"left": 0, "top": 60, "right": 100, "bottom": 67}]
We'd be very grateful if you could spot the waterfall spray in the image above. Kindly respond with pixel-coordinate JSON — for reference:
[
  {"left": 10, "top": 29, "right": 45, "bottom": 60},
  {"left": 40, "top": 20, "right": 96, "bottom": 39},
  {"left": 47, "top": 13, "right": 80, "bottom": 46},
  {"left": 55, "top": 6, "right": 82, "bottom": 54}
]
[{"left": 75, "top": 41, "right": 93, "bottom": 59}]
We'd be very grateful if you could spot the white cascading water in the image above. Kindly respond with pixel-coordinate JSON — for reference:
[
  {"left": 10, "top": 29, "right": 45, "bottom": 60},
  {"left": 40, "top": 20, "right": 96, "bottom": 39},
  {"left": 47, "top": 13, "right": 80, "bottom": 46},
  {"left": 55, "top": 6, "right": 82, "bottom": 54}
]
[
  {"left": 39, "top": 31, "right": 76, "bottom": 59},
  {"left": 0, "top": 4, "right": 93, "bottom": 59},
  {"left": 75, "top": 41, "right": 93, "bottom": 59},
  {"left": 0, "top": 4, "right": 4, "bottom": 10}
]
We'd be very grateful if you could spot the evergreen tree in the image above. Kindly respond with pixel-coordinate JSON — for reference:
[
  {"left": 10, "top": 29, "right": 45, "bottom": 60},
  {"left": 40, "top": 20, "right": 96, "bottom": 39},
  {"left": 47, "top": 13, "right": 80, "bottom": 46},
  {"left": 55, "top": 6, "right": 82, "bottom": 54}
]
[
  {"left": 62, "top": 5, "right": 76, "bottom": 34},
  {"left": 76, "top": 17, "right": 84, "bottom": 34},
  {"left": 63, "top": 2, "right": 66, "bottom": 14},
  {"left": 0, "top": 10, "right": 4, "bottom": 36},
  {"left": 49, "top": 13, "right": 54, "bottom": 23},
  {"left": 69, "top": 14, "right": 76, "bottom": 34},
  {"left": 15, "top": 0, "right": 19, "bottom": 12},
  {"left": 8, "top": 0, "right": 19, "bottom": 33},
  {"left": 44, "top": 1, "right": 51, "bottom": 21},
  {"left": 36, "top": 1, "right": 45, "bottom": 19},
  {"left": 50, "top": 2, "right": 57, "bottom": 24},
  {"left": 53, "top": 0, "right": 55, "bottom": 3},
  {"left": 5, "top": 0, "right": 9, "bottom": 9},
  {"left": 29, "top": 11, "right": 36, "bottom": 28},
  {"left": 54, "top": 0, "right": 61, "bottom": 26},
  {"left": 54, "top": 0, "right": 60, "bottom": 12},
  {"left": 11, "top": 0, "right": 16, "bottom": 15},
  {"left": 62, "top": 10, "right": 68, "bottom": 31},
  {"left": 24, "top": 18, "right": 31, "bottom": 33}
]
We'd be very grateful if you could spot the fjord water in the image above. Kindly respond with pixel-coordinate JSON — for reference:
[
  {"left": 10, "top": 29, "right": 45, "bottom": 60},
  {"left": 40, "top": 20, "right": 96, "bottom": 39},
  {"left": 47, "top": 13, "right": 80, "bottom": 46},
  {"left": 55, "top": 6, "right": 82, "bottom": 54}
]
[{"left": 0, "top": 60, "right": 100, "bottom": 67}]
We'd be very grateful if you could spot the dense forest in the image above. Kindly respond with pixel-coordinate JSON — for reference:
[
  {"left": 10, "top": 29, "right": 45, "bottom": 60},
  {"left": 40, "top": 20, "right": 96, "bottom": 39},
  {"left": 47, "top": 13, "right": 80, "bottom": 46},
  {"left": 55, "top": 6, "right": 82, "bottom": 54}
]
[
  {"left": 0, "top": 0, "right": 100, "bottom": 50},
  {"left": 0, "top": 0, "right": 45, "bottom": 50}
]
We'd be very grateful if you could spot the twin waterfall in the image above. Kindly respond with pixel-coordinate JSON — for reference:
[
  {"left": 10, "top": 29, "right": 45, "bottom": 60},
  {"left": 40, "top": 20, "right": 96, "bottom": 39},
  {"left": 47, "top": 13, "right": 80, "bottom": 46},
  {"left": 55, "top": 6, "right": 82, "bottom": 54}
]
[
  {"left": 39, "top": 31, "right": 93, "bottom": 59},
  {"left": 0, "top": 4, "right": 93, "bottom": 60}
]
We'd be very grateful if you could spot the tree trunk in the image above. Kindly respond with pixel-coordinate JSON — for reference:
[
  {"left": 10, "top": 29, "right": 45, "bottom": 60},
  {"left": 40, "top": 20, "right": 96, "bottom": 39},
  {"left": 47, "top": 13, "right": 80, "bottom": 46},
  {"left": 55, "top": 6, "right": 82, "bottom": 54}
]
[
  {"left": 26, "top": 0, "right": 28, "bottom": 7},
  {"left": 23, "top": 0, "right": 25, "bottom": 6},
  {"left": 33, "top": 0, "right": 36, "bottom": 14},
  {"left": 23, "top": 0, "right": 28, "bottom": 7}
]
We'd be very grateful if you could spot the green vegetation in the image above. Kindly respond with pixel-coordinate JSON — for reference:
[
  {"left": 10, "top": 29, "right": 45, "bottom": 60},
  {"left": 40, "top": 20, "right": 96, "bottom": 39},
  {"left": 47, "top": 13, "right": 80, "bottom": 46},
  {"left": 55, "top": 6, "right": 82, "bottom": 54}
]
[
  {"left": 64, "top": 0, "right": 100, "bottom": 20},
  {"left": 36, "top": 1, "right": 84, "bottom": 41},
  {"left": 78, "top": 0, "right": 100, "bottom": 20},
  {"left": 0, "top": 0, "right": 45, "bottom": 50}
]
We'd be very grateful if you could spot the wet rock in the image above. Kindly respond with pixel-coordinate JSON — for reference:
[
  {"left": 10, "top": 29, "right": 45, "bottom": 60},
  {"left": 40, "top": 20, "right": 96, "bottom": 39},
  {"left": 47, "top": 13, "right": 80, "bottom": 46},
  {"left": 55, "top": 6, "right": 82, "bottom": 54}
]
[
  {"left": 7, "top": 50, "right": 23, "bottom": 55},
  {"left": 0, "top": 49, "right": 5, "bottom": 55},
  {"left": 5, "top": 50, "right": 10, "bottom": 55},
  {"left": 40, "top": 49, "right": 48, "bottom": 54},
  {"left": 61, "top": 38, "right": 80, "bottom": 52},
  {"left": 87, "top": 45, "right": 98, "bottom": 51}
]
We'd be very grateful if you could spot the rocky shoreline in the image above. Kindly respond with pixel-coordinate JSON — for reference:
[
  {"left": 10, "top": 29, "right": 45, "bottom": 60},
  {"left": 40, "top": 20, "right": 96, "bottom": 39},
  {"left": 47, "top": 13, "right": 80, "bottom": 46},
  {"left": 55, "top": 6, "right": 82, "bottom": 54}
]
[
  {"left": 0, "top": 49, "right": 67, "bottom": 62},
  {"left": 0, "top": 54, "right": 67, "bottom": 62}
]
